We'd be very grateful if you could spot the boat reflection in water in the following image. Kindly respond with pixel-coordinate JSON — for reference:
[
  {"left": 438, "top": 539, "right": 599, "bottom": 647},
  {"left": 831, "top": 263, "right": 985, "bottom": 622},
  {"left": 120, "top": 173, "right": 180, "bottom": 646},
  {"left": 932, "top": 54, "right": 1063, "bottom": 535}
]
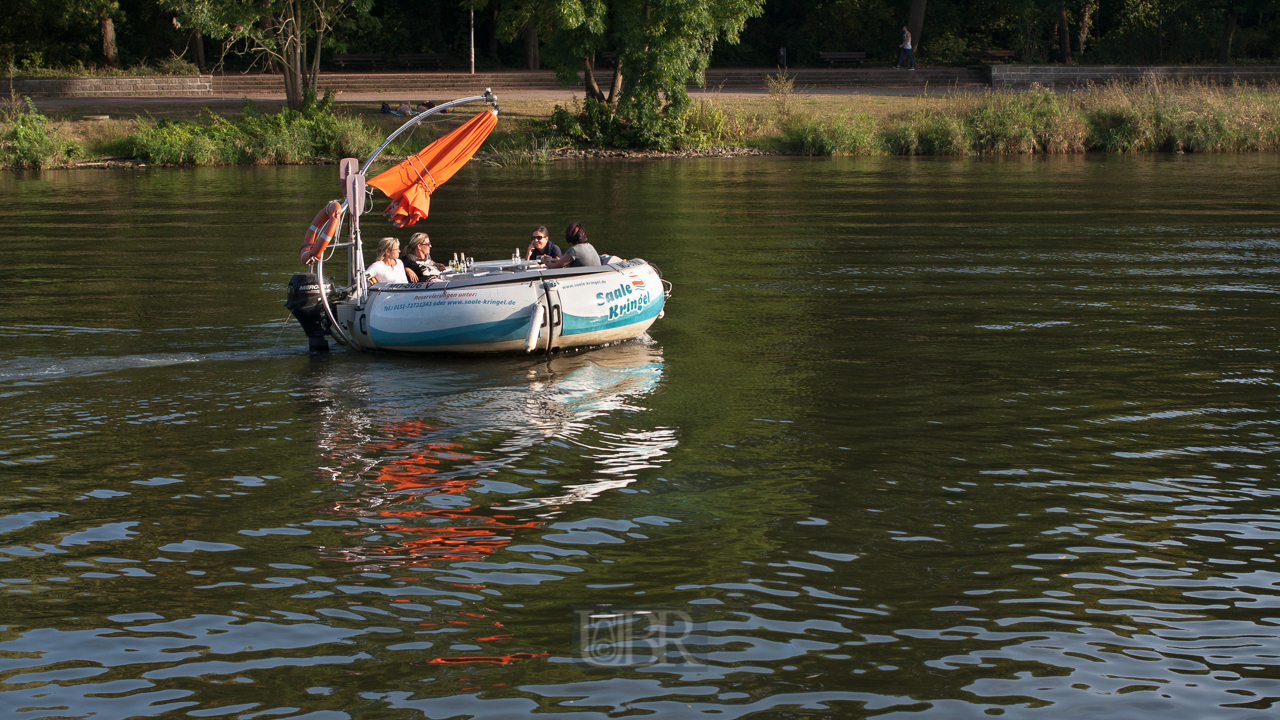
[{"left": 310, "top": 341, "right": 671, "bottom": 571}]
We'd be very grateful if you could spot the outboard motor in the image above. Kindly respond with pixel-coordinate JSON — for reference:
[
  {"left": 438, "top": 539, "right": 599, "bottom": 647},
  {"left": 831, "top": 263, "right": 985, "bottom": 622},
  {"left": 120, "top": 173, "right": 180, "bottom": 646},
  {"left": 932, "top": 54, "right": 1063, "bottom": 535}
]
[{"left": 285, "top": 273, "right": 336, "bottom": 353}]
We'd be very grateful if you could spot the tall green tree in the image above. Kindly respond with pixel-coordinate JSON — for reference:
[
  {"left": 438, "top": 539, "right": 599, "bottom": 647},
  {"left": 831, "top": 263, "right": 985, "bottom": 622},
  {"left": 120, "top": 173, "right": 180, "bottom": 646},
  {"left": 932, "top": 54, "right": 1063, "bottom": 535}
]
[
  {"left": 526, "top": 0, "right": 763, "bottom": 126},
  {"left": 167, "top": 0, "right": 372, "bottom": 110}
]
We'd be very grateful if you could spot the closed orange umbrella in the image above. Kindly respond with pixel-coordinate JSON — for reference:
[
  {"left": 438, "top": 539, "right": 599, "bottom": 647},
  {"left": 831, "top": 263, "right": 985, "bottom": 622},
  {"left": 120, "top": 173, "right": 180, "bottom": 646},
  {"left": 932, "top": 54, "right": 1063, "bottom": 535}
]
[{"left": 367, "top": 109, "right": 498, "bottom": 228}]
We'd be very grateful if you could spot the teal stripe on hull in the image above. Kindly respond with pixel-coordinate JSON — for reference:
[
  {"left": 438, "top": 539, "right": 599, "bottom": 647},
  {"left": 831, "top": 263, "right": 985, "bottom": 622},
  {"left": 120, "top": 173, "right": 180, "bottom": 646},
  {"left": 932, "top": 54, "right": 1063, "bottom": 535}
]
[
  {"left": 562, "top": 297, "right": 664, "bottom": 336},
  {"left": 371, "top": 315, "right": 530, "bottom": 347}
]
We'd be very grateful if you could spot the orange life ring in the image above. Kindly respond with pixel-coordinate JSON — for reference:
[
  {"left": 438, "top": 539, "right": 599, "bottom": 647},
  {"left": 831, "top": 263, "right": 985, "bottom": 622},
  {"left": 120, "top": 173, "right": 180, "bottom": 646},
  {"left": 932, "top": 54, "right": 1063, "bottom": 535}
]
[{"left": 300, "top": 200, "right": 345, "bottom": 264}]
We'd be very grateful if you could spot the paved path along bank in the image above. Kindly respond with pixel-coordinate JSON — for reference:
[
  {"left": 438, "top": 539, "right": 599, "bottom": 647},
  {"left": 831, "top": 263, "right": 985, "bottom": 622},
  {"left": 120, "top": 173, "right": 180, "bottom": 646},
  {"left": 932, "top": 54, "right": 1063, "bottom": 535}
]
[
  {"left": 9, "top": 67, "right": 986, "bottom": 100},
  {"left": 9, "top": 66, "right": 1280, "bottom": 103}
]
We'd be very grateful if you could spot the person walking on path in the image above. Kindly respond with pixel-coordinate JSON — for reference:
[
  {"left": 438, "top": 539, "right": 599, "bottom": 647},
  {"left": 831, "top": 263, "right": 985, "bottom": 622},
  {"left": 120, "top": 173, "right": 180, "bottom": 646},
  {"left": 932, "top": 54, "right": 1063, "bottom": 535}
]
[{"left": 895, "top": 26, "right": 916, "bottom": 70}]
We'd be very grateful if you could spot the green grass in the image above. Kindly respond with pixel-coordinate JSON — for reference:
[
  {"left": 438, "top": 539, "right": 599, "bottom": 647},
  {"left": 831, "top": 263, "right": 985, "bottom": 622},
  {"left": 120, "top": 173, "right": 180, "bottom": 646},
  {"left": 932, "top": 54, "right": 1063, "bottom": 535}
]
[{"left": 759, "top": 81, "right": 1280, "bottom": 156}]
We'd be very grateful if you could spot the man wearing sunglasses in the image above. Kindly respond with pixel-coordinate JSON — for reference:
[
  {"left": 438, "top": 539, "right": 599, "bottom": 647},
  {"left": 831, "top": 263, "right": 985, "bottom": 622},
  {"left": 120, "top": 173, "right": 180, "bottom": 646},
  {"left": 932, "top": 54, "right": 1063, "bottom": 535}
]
[{"left": 526, "top": 225, "right": 562, "bottom": 263}]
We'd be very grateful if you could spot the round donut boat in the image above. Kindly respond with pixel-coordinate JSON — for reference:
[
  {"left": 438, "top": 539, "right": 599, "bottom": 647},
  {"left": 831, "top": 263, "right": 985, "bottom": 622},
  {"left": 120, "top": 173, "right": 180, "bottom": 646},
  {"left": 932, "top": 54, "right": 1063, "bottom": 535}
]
[
  {"left": 285, "top": 90, "right": 669, "bottom": 355},
  {"left": 336, "top": 259, "right": 665, "bottom": 353}
]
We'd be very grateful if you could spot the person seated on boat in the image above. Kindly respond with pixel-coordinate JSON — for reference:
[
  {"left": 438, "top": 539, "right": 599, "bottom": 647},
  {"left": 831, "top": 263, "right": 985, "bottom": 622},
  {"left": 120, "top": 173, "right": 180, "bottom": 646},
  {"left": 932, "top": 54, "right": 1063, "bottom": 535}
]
[
  {"left": 403, "top": 232, "right": 444, "bottom": 281},
  {"left": 543, "top": 222, "right": 601, "bottom": 269},
  {"left": 526, "top": 225, "right": 562, "bottom": 263},
  {"left": 367, "top": 237, "right": 410, "bottom": 284}
]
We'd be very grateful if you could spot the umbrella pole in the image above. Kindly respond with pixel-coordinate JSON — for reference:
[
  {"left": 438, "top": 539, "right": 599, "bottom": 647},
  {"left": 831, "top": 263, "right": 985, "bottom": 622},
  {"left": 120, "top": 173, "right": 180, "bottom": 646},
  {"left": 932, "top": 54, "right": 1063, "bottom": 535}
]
[{"left": 358, "top": 90, "right": 499, "bottom": 176}]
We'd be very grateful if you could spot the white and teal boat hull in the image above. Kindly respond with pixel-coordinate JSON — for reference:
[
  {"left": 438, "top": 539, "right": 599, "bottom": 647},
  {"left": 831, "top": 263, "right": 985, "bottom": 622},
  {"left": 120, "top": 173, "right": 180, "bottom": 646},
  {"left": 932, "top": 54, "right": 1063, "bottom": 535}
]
[{"left": 333, "top": 259, "right": 666, "bottom": 354}]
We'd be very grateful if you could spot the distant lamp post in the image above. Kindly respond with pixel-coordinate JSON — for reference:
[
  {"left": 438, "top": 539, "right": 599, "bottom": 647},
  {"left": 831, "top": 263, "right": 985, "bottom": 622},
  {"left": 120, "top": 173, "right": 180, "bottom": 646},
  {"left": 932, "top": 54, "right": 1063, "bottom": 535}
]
[{"left": 470, "top": 2, "right": 475, "bottom": 74}]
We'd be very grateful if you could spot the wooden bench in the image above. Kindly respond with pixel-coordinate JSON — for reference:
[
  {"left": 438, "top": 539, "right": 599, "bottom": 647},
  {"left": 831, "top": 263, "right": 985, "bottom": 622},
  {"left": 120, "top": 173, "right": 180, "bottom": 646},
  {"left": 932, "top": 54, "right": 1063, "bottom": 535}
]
[
  {"left": 398, "top": 53, "right": 447, "bottom": 69},
  {"left": 966, "top": 49, "right": 1015, "bottom": 62},
  {"left": 819, "top": 51, "right": 867, "bottom": 65},
  {"left": 332, "top": 53, "right": 382, "bottom": 71}
]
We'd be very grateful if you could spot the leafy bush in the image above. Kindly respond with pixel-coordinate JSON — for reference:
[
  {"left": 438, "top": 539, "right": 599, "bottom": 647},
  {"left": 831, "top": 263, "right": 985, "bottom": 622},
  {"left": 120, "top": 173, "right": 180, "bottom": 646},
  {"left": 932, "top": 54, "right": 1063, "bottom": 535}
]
[
  {"left": 965, "top": 88, "right": 1086, "bottom": 153},
  {"left": 0, "top": 95, "right": 79, "bottom": 168},
  {"left": 155, "top": 54, "right": 201, "bottom": 76},
  {"left": 548, "top": 98, "right": 633, "bottom": 148},
  {"left": 882, "top": 110, "right": 969, "bottom": 155},
  {"left": 677, "top": 99, "right": 729, "bottom": 148},
  {"left": 784, "top": 113, "right": 882, "bottom": 155},
  {"left": 921, "top": 34, "right": 973, "bottom": 64},
  {"left": 129, "top": 118, "right": 225, "bottom": 164},
  {"left": 128, "top": 90, "right": 381, "bottom": 166}
]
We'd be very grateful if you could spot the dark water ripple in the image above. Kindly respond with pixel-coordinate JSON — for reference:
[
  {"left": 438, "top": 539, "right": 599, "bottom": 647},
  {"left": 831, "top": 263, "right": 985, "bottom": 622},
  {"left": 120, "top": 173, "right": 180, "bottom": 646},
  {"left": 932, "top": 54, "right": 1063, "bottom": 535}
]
[{"left": 2, "top": 156, "right": 1280, "bottom": 718}]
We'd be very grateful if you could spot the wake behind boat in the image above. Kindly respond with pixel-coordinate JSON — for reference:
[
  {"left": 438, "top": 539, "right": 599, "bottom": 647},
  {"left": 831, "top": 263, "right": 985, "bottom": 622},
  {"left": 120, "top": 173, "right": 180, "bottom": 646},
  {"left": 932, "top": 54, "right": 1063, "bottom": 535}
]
[{"left": 285, "top": 90, "right": 669, "bottom": 354}]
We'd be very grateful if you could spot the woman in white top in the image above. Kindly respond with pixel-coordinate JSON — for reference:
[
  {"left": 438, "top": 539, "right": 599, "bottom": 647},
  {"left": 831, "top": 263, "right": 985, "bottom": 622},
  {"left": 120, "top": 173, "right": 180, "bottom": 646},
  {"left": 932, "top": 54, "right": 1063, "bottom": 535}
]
[{"left": 367, "top": 237, "right": 410, "bottom": 284}]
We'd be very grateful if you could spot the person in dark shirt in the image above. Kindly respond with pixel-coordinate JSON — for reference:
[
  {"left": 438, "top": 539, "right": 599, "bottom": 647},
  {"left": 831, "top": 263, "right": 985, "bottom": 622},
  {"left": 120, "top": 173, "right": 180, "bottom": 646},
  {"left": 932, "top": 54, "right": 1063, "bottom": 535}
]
[
  {"left": 544, "top": 222, "right": 601, "bottom": 269},
  {"left": 526, "top": 225, "right": 562, "bottom": 262},
  {"left": 403, "top": 233, "right": 443, "bottom": 282}
]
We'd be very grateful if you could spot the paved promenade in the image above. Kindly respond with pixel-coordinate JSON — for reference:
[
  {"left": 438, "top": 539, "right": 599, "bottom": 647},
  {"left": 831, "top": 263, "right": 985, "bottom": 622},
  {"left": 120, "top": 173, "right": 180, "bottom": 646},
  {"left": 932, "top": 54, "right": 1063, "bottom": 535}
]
[{"left": 17, "top": 65, "right": 1278, "bottom": 111}]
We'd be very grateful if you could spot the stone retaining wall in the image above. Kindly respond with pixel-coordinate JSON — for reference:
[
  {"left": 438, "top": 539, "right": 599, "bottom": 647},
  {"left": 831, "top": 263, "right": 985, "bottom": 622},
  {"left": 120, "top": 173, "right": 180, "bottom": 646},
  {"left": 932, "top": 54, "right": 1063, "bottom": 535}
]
[
  {"left": 2, "top": 75, "right": 213, "bottom": 97},
  {"left": 988, "top": 65, "right": 1280, "bottom": 88}
]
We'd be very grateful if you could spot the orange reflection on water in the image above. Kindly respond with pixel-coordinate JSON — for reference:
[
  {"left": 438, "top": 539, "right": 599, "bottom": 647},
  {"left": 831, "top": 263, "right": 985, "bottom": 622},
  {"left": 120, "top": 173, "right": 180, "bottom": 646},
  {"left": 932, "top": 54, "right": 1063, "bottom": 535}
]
[
  {"left": 319, "top": 420, "right": 542, "bottom": 568},
  {"left": 427, "top": 652, "right": 548, "bottom": 665}
]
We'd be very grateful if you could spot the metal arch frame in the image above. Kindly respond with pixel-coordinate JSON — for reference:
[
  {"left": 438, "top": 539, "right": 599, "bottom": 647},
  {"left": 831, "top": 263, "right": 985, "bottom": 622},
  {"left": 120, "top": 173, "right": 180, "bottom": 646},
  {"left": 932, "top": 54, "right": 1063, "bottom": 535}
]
[{"left": 313, "top": 89, "right": 501, "bottom": 350}]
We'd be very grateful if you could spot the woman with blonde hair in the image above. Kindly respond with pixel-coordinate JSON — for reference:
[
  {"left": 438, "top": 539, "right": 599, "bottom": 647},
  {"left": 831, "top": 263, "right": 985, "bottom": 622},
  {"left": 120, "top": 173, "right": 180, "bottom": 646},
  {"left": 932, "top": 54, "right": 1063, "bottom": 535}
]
[
  {"left": 403, "top": 232, "right": 443, "bottom": 282},
  {"left": 367, "top": 237, "right": 410, "bottom": 284}
]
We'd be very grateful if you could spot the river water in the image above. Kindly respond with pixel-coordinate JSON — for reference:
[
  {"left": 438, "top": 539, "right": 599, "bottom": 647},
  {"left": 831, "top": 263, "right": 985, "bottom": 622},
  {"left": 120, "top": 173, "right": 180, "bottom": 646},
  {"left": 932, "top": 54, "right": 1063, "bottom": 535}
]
[{"left": 2, "top": 154, "right": 1279, "bottom": 719}]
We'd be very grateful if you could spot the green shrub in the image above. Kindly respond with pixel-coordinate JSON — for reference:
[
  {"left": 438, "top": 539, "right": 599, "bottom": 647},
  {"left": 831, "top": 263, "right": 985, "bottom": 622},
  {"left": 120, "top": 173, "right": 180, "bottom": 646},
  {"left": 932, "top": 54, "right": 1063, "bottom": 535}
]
[
  {"left": 129, "top": 118, "right": 225, "bottom": 164},
  {"left": 0, "top": 96, "right": 79, "bottom": 168},
  {"left": 678, "top": 99, "right": 729, "bottom": 148},
  {"left": 546, "top": 97, "right": 700, "bottom": 151},
  {"left": 964, "top": 89, "right": 1087, "bottom": 154},
  {"left": 883, "top": 110, "right": 969, "bottom": 155},
  {"left": 155, "top": 55, "right": 201, "bottom": 76},
  {"left": 1086, "top": 106, "right": 1155, "bottom": 152},
  {"left": 549, "top": 98, "right": 633, "bottom": 148},
  {"left": 783, "top": 113, "right": 882, "bottom": 155},
  {"left": 126, "top": 89, "right": 381, "bottom": 166}
]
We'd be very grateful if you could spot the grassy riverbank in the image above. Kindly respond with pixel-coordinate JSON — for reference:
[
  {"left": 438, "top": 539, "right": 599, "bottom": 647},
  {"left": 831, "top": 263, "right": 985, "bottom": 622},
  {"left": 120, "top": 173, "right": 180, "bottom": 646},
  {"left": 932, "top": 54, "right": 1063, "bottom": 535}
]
[
  {"left": 768, "top": 80, "right": 1280, "bottom": 154},
  {"left": 5, "top": 81, "right": 1280, "bottom": 169}
]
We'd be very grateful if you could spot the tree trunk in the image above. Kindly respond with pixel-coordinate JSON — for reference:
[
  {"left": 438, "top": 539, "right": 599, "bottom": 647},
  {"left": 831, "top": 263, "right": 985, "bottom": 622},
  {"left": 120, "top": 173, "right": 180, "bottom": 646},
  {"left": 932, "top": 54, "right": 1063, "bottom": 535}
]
[
  {"left": 100, "top": 11, "right": 118, "bottom": 68},
  {"left": 1024, "top": 14, "right": 1034, "bottom": 60},
  {"left": 1059, "top": 8, "right": 1070, "bottom": 63},
  {"left": 1058, "top": 8, "right": 1072, "bottom": 63},
  {"left": 523, "top": 25, "right": 539, "bottom": 70},
  {"left": 1076, "top": 2, "right": 1093, "bottom": 56},
  {"left": 607, "top": 60, "right": 623, "bottom": 106},
  {"left": 907, "top": 0, "right": 926, "bottom": 55},
  {"left": 296, "top": 0, "right": 309, "bottom": 89},
  {"left": 428, "top": 0, "right": 445, "bottom": 53},
  {"left": 583, "top": 57, "right": 605, "bottom": 102},
  {"left": 490, "top": 6, "right": 498, "bottom": 56},
  {"left": 310, "top": 30, "right": 324, "bottom": 90},
  {"left": 190, "top": 31, "right": 206, "bottom": 70},
  {"left": 280, "top": 0, "right": 305, "bottom": 111},
  {"left": 1219, "top": 9, "right": 1239, "bottom": 64}
]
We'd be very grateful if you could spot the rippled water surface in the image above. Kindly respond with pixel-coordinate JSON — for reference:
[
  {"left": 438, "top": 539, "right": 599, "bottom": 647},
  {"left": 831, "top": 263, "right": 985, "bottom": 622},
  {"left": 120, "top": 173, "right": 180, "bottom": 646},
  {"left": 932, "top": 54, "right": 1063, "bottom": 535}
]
[{"left": 2, "top": 154, "right": 1280, "bottom": 719}]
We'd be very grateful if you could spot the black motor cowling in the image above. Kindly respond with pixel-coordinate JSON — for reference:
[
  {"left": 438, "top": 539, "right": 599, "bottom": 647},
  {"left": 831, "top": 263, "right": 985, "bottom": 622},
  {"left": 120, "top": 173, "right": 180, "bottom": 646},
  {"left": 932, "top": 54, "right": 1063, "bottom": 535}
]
[{"left": 285, "top": 273, "right": 336, "bottom": 353}]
